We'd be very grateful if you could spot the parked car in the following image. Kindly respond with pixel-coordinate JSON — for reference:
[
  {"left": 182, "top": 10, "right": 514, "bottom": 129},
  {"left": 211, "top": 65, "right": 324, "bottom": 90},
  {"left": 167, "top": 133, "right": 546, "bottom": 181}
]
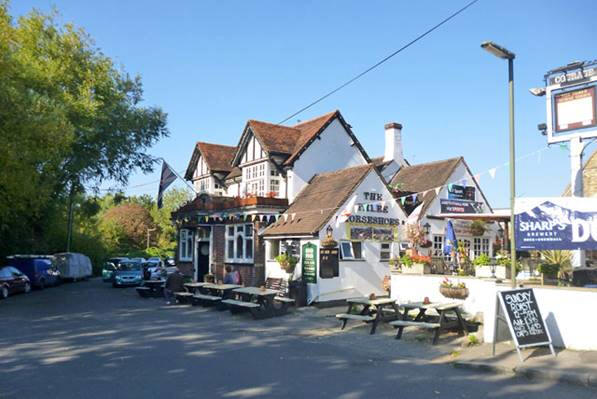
[
  {"left": 6, "top": 255, "right": 60, "bottom": 289},
  {"left": 102, "top": 257, "right": 129, "bottom": 282},
  {"left": 0, "top": 266, "right": 31, "bottom": 299},
  {"left": 54, "top": 252, "right": 93, "bottom": 281},
  {"left": 112, "top": 260, "right": 143, "bottom": 288}
]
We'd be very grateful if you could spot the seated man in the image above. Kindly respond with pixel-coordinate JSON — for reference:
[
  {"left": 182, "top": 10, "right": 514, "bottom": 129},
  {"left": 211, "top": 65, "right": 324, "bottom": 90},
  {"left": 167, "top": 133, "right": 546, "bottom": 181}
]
[{"left": 164, "top": 267, "right": 184, "bottom": 305}]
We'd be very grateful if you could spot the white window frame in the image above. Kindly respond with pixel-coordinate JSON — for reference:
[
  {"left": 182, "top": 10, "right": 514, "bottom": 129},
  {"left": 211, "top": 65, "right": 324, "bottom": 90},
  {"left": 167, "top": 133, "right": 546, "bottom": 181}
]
[
  {"left": 179, "top": 229, "right": 193, "bottom": 261},
  {"left": 267, "top": 240, "right": 280, "bottom": 261},
  {"left": 225, "top": 224, "right": 254, "bottom": 263},
  {"left": 340, "top": 241, "right": 363, "bottom": 260},
  {"left": 473, "top": 237, "right": 490, "bottom": 258},
  {"left": 379, "top": 242, "right": 391, "bottom": 261}
]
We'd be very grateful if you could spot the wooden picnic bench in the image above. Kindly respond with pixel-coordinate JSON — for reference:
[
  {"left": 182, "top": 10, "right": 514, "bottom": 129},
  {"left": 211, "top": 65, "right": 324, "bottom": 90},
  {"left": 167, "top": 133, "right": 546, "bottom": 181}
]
[
  {"left": 174, "top": 291, "right": 193, "bottom": 304},
  {"left": 336, "top": 297, "right": 401, "bottom": 334},
  {"left": 227, "top": 287, "right": 295, "bottom": 319},
  {"left": 192, "top": 293, "right": 223, "bottom": 307},
  {"left": 389, "top": 302, "right": 466, "bottom": 345}
]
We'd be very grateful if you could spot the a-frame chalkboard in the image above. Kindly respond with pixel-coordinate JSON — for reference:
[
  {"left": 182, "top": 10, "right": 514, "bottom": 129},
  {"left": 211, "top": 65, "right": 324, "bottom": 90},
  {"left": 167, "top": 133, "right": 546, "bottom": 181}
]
[{"left": 493, "top": 288, "right": 555, "bottom": 362}]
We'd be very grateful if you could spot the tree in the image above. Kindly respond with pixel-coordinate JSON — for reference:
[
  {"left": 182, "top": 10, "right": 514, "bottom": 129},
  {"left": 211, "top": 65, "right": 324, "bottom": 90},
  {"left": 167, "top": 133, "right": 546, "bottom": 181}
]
[
  {"left": 0, "top": 3, "right": 168, "bottom": 260},
  {"left": 100, "top": 203, "right": 155, "bottom": 254}
]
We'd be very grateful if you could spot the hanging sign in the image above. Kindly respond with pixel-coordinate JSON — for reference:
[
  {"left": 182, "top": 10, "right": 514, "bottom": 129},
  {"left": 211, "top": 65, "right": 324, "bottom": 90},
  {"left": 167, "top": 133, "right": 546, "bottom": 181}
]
[
  {"left": 301, "top": 243, "right": 317, "bottom": 284},
  {"left": 515, "top": 197, "right": 597, "bottom": 250},
  {"left": 494, "top": 288, "right": 555, "bottom": 362}
]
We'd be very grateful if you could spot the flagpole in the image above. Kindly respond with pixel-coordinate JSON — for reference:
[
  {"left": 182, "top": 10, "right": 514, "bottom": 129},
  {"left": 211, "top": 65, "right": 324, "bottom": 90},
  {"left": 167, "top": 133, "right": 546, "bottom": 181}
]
[{"left": 159, "top": 158, "right": 198, "bottom": 195}]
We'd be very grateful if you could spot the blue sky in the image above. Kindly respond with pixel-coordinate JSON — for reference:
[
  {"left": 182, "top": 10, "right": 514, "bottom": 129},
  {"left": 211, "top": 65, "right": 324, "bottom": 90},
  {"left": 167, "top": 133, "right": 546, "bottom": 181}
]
[{"left": 10, "top": 0, "right": 597, "bottom": 208}]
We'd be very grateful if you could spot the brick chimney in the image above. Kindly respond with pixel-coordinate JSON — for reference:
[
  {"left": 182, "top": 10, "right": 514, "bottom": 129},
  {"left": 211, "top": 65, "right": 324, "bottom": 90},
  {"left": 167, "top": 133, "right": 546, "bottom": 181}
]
[{"left": 383, "top": 122, "right": 404, "bottom": 165}]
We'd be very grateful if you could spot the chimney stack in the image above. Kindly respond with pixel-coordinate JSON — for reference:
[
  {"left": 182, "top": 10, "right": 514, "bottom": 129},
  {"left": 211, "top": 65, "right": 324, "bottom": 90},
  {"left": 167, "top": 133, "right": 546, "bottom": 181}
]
[{"left": 383, "top": 122, "right": 404, "bottom": 165}]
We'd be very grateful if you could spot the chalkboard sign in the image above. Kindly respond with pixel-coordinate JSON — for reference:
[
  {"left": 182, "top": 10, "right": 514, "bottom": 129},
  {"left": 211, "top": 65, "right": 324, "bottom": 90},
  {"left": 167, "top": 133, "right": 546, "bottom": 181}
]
[
  {"left": 319, "top": 247, "right": 339, "bottom": 279},
  {"left": 494, "top": 288, "right": 554, "bottom": 361},
  {"left": 302, "top": 243, "right": 317, "bottom": 284}
]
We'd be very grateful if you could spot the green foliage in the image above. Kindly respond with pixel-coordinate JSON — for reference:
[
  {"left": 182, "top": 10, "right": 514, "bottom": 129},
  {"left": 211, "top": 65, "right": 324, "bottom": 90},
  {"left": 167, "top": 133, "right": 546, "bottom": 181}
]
[
  {"left": 472, "top": 254, "right": 491, "bottom": 266},
  {"left": 275, "top": 253, "right": 298, "bottom": 272},
  {"left": 400, "top": 254, "right": 413, "bottom": 267},
  {"left": 538, "top": 263, "right": 560, "bottom": 275},
  {"left": 0, "top": 2, "right": 168, "bottom": 265},
  {"left": 539, "top": 250, "right": 571, "bottom": 269}
]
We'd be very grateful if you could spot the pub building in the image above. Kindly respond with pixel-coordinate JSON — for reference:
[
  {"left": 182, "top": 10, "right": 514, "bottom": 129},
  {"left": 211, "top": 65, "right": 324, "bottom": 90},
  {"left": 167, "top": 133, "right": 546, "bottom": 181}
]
[
  {"left": 171, "top": 110, "right": 377, "bottom": 285},
  {"left": 388, "top": 156, "right": 499, "bottom": 264},
  {"left": 172, "top": 110, "right": 498, "bottom": 294},
  {"left": 262, "top": 164, "right": 408, "bottom": 303}
]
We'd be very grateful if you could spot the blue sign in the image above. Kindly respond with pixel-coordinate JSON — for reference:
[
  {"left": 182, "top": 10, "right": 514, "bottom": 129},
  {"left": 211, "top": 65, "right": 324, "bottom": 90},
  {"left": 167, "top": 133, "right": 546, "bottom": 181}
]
[{"left": 515, "top": 198, "right": 597, "bottom": 250}]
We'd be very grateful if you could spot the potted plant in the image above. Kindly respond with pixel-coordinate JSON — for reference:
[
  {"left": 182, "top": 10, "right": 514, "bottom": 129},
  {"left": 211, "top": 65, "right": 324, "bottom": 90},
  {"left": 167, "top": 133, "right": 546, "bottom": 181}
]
[
  {"left": 389, "top": 257, "right": 401, "bottom": 273},
  {"left": 400, "top": 253, "right": 431, "bottom": 275},
  {"left": 472, "top": 254, "right": 502, "bottom": 279},
  {"left": 439, "top": 277, "right": 469, "bottom": 299},
  {"left": 405, "top": 223, "right": 426, "bottom": 255},
  {"left": 538, "top": 263, "right": 560, "bottom": 285},
  {"left": 275, "top": 253, "right": 298, "bottom": 274},
  {"left": 470, "top": 220, "right": 486, "bottom": 236}
]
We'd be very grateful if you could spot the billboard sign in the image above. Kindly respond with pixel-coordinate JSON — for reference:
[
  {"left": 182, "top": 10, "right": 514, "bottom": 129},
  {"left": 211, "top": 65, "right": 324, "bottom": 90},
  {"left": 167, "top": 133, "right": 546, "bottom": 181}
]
[
  {"left": 448, "top": 185, "right": 476, "bottom": 201},
  {"left": 440, "top": 199, "right": 484, "bottom": 214},
  {"left": 514, "top": 197, "right": 597, "bottom": 250},
  {"left": 544, "top": 61, "right": 597, "bottom": 144}
]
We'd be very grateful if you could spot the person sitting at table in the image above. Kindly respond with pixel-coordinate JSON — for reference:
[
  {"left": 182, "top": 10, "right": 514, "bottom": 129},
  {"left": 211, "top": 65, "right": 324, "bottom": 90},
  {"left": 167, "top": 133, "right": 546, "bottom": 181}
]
[
  {"left": 164, "top": 267, "right": 184, "bottom": 305},
  {"left": 223, "top": 265, "right": 237, "bottom": 284}
]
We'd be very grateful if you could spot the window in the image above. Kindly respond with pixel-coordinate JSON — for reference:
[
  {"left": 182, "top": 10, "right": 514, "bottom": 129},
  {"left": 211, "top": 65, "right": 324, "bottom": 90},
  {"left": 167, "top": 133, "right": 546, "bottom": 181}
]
[
  {"left": 179, "top": 229, "right": 193, "bottom": 261},
  {"left": 340, "top": 241, "right": 362, "bottom": 260},
  {"left": 269, "top": 179, "right": 280, "bottom": 196},
  {"left": 380, "top": 243, "right": 391, "bottom": 261},
  {"left": 268, "top": 240, "right": 280, "bottom": 260},
  {"left": 226, "top": 224, "right": 254, "bottom": 263},
  {"left": 473, "top": 238, "right": 490, "bottom": 258}
]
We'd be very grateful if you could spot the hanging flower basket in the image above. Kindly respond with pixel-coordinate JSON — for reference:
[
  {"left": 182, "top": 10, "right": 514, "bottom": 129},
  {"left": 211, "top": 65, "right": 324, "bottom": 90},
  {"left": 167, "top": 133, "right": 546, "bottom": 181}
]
[{"left": 439, "top": 286, "right": 469, "bottom": 299}]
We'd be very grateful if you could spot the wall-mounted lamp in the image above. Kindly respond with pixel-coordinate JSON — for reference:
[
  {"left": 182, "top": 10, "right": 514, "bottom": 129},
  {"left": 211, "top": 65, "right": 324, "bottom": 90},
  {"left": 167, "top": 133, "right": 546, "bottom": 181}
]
[
  {"left": 423, "top": 222, "right": 431, "bottom": 235},
  {"left": 326, "top": 225, "right": 333, "bottom": 239}
]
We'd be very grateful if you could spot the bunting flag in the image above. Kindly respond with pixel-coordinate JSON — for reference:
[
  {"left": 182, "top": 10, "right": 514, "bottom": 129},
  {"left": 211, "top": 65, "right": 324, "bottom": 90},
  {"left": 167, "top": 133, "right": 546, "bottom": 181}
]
[
  {"left": 291, "top": 213, "right": 296, "bottom": 221},
  {"left": 260, "top": 215, "right": 265, "bottom": 222},
  {"left": 435, "top": 187, "right": 441, "bottom": 195},
  {"left": 205, "top": 216, "right": 209, "bottom": 222},
  {"left": 157, "top": 160, "right": 178, "bottom": 209},
  {"left": 400, "top": 197, "right": 406, "bottom": 205},
  {"left": 251, "top": 215, "right": 256, "bottom": 222},
  {"left": 488, "top": 168, "right": 497, "bottom": 179},
  {"left": 559, "top": 143, "right": 569, "bottom": 151},
  {"left": 411, "top": 194, "right": 417, "bottom": 202},
  {"left": 448, "top": 183, "right": 453, "bottom": 192},
  {"left": 283, "top": 214, "right": 289, "bottom": 222}
]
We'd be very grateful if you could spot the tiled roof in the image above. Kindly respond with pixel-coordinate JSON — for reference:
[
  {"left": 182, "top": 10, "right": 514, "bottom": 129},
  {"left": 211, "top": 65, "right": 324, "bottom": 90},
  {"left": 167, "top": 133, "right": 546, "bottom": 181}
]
[
  {"left": 184, "top": 142, "right": 237, "bottom": 180},
  {"left": 263, "top": 165, "right": 373, "bottom": 236},
  {"left": 390, "top": 157, "right": 462, "bottom": 219},
  {"left": 284, "top": 111, "right": 338, "bottom": 165},
  {"left": 225, "top": 166, "right": 242, "bottom": 180},
  {"left": 563, "top": 148, "right": 597, "bottom": 196},
  {"left": 247, "top": 120, "right": 302, "bottom": 155}
]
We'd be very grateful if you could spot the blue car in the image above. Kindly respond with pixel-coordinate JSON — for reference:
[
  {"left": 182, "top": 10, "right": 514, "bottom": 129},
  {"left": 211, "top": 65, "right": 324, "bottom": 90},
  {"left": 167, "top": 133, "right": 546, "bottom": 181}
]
[
  {"left": 112, "top": 261, "right": 143, "bottom": 288},
  {"left": 6, "top": 255, "right": 61, "bottom": 289}
]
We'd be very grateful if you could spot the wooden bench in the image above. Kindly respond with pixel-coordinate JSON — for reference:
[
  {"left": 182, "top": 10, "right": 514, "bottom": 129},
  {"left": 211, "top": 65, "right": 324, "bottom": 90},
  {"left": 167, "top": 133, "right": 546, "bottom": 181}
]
[
  {"left": 389, "top": 320, "right": 442, "bottom": 344},
  {"left": 335, "top": 313, "right": 376, "bottom": 330},
  {"left": 274, "top": 297, "right": 295, "bottom": 304},
  {"left": 174, "top": 292, "right": 193, "bottom": 304},
  {"left": 221, "top": 299, "right": 260, "bottom": 309},
  {"left": 192, "top": 293, "right": 222, "bottom": 306}
]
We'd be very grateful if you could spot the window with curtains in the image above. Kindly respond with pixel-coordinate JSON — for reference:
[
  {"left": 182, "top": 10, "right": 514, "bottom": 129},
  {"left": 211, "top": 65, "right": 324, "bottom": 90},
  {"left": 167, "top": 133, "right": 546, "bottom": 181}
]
[
  {"left": 225, "top": 224, "right": 254, "bottom": 263},
  {"left": 179, "top": 229, "right": 193, "bottom": 261}
]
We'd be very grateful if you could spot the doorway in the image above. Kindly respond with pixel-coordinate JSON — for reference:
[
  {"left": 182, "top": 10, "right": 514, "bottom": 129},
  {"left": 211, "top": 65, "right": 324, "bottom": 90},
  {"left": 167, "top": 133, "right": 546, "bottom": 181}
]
[{"left": 196, "top": 241, "right": 210, "bottom": 282}]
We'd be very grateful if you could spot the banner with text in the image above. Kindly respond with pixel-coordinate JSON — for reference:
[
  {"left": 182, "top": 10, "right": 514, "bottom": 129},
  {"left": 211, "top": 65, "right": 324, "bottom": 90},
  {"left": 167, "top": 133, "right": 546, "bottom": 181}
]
[{"left": 515, "top": 197, "right": 597, "bottom": 250}]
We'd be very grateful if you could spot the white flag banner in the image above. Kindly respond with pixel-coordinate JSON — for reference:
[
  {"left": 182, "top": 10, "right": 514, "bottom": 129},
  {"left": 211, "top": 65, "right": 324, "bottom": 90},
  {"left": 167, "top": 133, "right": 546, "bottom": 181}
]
[{"left": 489, "top": 168, "right": 497, "bottom": 179}]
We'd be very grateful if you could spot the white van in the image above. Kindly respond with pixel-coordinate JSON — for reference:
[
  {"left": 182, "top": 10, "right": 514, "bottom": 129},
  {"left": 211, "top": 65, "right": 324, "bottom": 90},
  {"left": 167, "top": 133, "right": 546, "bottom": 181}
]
[{"left": 54, "top": 252, "right": 93, "bottom": 281}]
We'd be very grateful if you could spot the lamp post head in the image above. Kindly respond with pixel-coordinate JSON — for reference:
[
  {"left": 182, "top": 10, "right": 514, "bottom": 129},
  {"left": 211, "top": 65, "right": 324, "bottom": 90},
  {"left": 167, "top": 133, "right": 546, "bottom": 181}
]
[{"left": 481, "top": 41, "right": 515, "bottom": 60}]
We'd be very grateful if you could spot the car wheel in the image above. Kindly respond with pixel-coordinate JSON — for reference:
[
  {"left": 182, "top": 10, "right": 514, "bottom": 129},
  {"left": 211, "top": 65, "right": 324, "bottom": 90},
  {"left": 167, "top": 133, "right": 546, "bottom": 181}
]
[
  {"left": 112, "top": 282, "right": 118, "bottom": 288},
  {"left": 1, "top": 286, "right": 8, "bottom": 299},
  {"left": 24, "top": 282, "right": 31, "bottom": 293},
  {"left": 39, "top": 279, "right": 45, "bottom": 290}
]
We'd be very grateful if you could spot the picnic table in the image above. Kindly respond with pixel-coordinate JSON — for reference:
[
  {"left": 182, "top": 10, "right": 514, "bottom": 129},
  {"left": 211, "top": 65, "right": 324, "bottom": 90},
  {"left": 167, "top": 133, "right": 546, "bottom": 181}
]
[
  {"left": 183, "top": 282, "right": 209, "bottom": 293},
  {"left": 336, "top": 297, "right": 401, "bottom": 334},
  {"left": 390, "top": 301, "right": 466, "bottom": 345},
  {"left": 136, "top": 279, "right": 165, "bottom": 298},
  {"left": 222, "top": 287, "right": 295, "bottom": 319},
  {"left": 193, "top": 283, "right": 242, "bottom": 307}
]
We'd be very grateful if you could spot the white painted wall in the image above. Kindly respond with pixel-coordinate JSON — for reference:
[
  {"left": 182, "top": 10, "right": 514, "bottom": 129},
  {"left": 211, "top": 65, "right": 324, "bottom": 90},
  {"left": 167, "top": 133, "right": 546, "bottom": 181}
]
[
  {"left": 417, "top": 161, "right": 498, "bottom": 259},
  {"left": 265, "top": 170, "right": 408, "bottom": 303},
  {"left": 391, "top": 273, "right": 597, "bottom": 350},
  {"left": 288, "top": 118, "right": 368, "bottom": 203}
]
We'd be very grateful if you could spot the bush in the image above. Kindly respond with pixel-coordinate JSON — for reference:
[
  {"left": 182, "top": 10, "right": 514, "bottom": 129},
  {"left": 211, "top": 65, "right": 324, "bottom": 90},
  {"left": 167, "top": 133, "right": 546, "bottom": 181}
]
[
  {"left": 472, "top": 254, "right": 491, "bottom": 266},
  {"left": 400, "top": 254, "right": 413, "bottom": 267},
  {"left": 538, "top": 263, "right": 560, "bottom": 275}
]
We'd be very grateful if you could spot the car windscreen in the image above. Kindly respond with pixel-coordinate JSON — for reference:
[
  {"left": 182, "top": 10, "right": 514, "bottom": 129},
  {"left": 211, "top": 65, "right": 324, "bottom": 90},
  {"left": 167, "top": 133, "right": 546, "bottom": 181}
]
[{"left": 118, "top": 262, "right": 142, "bottom": 271}]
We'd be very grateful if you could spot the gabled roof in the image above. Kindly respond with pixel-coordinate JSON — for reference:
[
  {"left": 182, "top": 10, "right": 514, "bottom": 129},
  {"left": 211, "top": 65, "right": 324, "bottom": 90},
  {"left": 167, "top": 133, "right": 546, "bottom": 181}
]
[
  {"left": 184, "top": 142, "right": 237, "bottom": 180},
  {"left": 231, "top": 110, "right": 370, "bottom": 167},
  {"left": 390, "top": 157, "right": 493, "bottom": 220},
  {"left": 263, "top": 164, "right": 373, "bottom": 236},
  {"left": 563, "top": 148, "right": 597, "bottom": 196},
  {"left": 390, "top": 157, "right": 461, "bottom": 219}
]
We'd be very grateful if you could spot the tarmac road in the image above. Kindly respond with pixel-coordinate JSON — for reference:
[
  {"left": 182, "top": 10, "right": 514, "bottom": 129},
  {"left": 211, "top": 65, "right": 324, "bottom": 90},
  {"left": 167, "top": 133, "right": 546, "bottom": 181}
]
[{"left": 1, "top": 278, "right": 595, "bottom": 399}]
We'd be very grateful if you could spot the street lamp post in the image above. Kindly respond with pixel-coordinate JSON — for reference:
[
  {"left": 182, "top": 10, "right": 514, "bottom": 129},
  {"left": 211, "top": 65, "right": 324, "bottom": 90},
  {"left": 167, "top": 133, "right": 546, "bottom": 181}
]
[{"left": 481, "top": 41, "right": 517, "bottom": 288}]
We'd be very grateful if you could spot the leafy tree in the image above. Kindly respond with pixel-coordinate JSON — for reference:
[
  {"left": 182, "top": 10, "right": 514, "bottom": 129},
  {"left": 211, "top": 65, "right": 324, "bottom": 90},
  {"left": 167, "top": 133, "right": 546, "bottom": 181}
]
[
  {"left": 100, "top": 203, "right": 155, "bottom": 253},
  {"left": 0, "top": 3, "right": 168, "bottom": 261}
]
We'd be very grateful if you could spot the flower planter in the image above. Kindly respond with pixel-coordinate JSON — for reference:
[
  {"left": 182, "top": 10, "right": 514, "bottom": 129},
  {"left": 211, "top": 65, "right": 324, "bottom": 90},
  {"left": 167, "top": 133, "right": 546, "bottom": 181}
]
[
  {"left": 474, "top": 265, "right": 511, "bottom": 279},
  {"left": 439, "top": 286, "right": 469, "bottom": 299},
  {"left": 401, "top": 263, "right": 431, "bottom": 275}
]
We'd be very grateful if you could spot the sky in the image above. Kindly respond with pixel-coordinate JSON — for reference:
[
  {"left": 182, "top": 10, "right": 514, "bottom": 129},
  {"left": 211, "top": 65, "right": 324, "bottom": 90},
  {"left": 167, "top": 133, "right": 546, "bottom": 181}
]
[{"left": 10, "top": 0, "right": 597, "bottom": 208}]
